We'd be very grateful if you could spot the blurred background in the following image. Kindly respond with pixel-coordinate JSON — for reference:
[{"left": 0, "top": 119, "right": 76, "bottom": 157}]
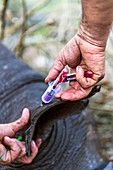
[{"left": 0, "top": 0, "right": 113, "bottom": 160}]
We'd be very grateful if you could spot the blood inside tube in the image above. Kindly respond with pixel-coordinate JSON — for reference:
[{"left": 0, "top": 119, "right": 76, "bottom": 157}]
[
  {"left": 63, "top": 70, "right": 94, "bottom": 82},
  {"left": 53, "top": 69, "right": 68, "bottom": 89},
  {"left": 64, "top": 74, "right": 76, "bottom": 81}
]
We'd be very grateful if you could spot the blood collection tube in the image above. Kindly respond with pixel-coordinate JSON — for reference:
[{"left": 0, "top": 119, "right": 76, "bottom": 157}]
[
  {"left": 63, "top": 70, "right": 93, "bottom": 82},
  {"left": 42, "top": 68, "right": 68, "bottom": 103}
]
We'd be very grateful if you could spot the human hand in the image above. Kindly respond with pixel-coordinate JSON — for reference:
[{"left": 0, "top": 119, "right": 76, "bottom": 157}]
[
  {"left": 0, "top": 108, "right": 42, "bottom": 164},
  {"left": 45, "top": 33, "right": 105, "bottom": 101}
]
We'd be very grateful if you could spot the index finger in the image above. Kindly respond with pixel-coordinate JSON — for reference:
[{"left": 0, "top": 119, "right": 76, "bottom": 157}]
[
  {"left": 0, "top": 108, "right": 30, "bottom": 140},
  {"left": 45, "top": 58, "right": 66, "bottom": 83}
]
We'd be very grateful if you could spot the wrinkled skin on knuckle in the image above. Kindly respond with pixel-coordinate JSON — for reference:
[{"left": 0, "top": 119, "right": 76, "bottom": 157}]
[
  {"left": 82, "top": 83, "right": 90, "bottom": 89},
  {"left": 19, "top": 118, "right": 27, "bottom": 127},
  {"left": 80, "top": 81, "right": 92, "bottom": 89},
  {"left": 58, "top": 49, "right": 67, "bottom": 66},
  {"left": 51, "top": 52, "right": 66, "bottom": 73},
  {"left": 65, "top": 38, "right": 81, "bottom": 68},
  {"left": 54, "top": 59, "right": 65, "bottom": 71},
  {"left": 76, "top": 35, "right": 105, "bottom": 80},
  {"left": 0, "top": 125, "right": 15, "bottom": 140},
  {"left": 57, "top": 36, "right": 81, "bottom": 69}
]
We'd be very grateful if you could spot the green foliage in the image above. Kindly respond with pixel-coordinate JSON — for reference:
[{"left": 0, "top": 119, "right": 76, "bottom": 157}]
[{"left": 35, "top": 26, "right": 49, "bottom": 36}]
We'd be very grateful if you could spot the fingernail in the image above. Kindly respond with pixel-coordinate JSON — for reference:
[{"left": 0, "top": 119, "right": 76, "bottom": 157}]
[
  {"left": 76, "top": 66, "right": 80, "bottom": 73},
  {"left": 45, "top": 77, "right": 49, "bottom": 83},
  {"left": 31, "top": 140, "right": 36, "bottom": 148},
  {"left": 4, "top": 136, "right": 10, "bottom": 141},
  {"left": 4, "top": 136, "right": 12, "bottom": 145},
  {"left": 23, "top": 108, "right": 29, "bottom": 114},
  {"left": 35, "top": 138, "right": 42, "bottom": 148}
]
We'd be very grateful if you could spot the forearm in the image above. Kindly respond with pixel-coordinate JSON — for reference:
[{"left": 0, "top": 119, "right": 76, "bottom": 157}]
[{"left": 78, "top": 0, "right": 113, "bottom": 47}]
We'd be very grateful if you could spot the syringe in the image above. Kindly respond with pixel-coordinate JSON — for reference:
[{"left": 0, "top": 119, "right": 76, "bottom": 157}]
[{"left": 41, "top": 69, "right": 93, "bottom": 104}]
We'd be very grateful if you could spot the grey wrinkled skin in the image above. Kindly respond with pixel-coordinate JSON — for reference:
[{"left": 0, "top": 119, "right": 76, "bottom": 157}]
[
  {"left": 0, "top": 42, "right": 111, "bottom": 170},
  {"left": 103, "top": 163, "right": 113, "bottom": 170}
]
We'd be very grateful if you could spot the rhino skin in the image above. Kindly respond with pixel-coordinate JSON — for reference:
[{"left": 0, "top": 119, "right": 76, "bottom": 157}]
[{"left": 0, "top": 42, "right": 112, "bottom": 170}]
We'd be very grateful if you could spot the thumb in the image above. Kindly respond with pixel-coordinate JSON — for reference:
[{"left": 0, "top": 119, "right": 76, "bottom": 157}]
[
  {"left": 9, "top": 108, "right": 30, "bottom": 133},
  {"left": 76, "top": 66, "right": 96, "bottom": 88}
]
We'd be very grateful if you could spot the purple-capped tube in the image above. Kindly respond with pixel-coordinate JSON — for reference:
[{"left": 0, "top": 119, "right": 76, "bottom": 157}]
[
  {"left": 41, "top": 68, "right": 68, "bottom": 103},
  {"left": 41, "top": 81, "right": 61, "bottom": 103}
]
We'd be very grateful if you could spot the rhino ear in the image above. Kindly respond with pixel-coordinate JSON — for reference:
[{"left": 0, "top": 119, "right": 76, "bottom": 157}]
[
  {"left": 23, "top": 85, "right": 101, "bottom": 156},
  {"left": 24, "top": 98, "right": 88, "bottom": 156}
]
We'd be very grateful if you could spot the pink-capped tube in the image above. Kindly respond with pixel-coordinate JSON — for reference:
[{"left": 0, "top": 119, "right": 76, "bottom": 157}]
[{"left": 63, "top": 70, "right": 94, "bottom": 82}]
